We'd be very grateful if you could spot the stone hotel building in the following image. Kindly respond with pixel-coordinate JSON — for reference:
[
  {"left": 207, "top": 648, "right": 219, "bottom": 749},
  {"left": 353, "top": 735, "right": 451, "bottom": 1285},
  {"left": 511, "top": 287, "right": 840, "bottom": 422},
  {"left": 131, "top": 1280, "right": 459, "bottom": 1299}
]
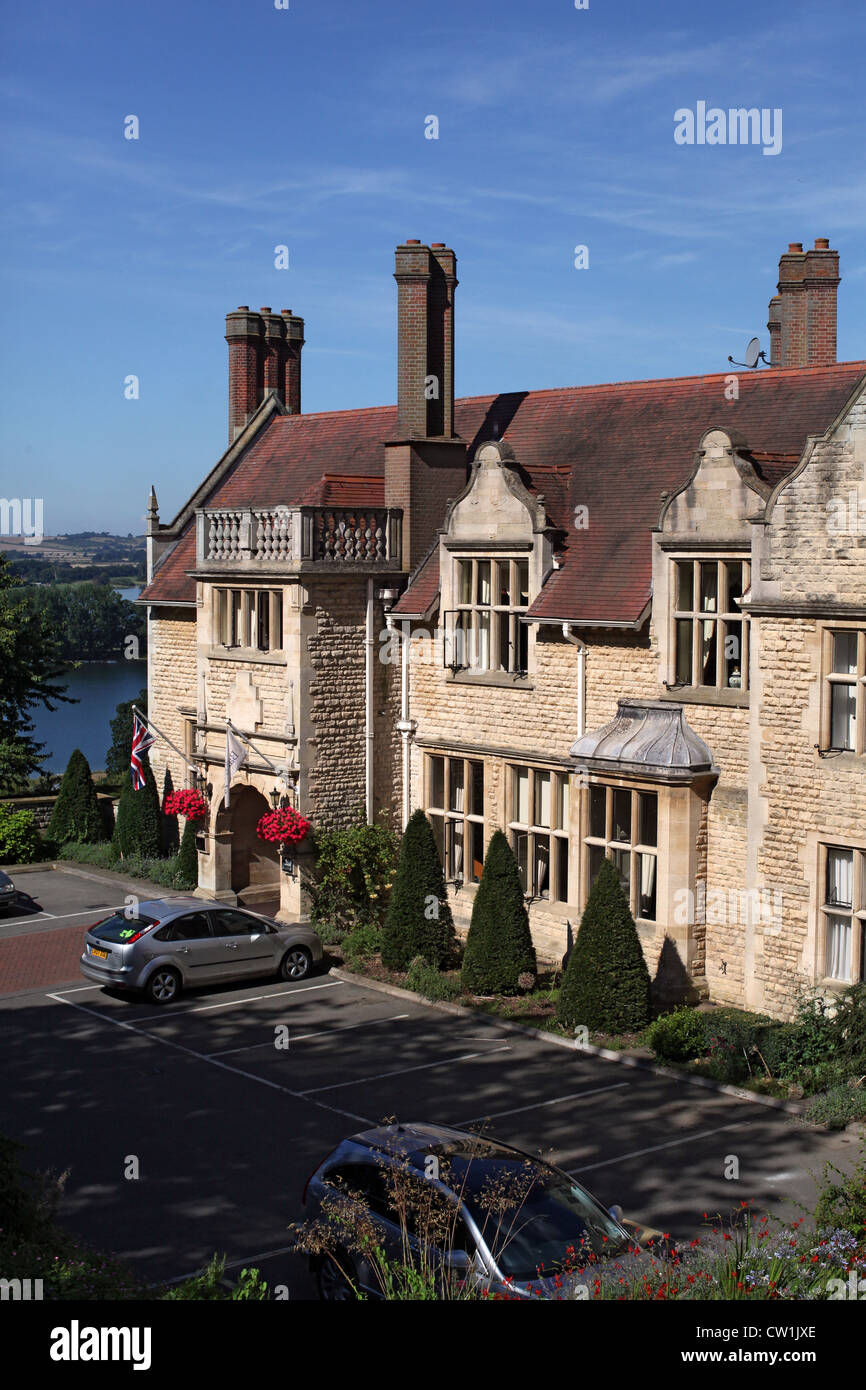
[{"left": 140, "top": 237, "right": 866, "bottom": 1019}]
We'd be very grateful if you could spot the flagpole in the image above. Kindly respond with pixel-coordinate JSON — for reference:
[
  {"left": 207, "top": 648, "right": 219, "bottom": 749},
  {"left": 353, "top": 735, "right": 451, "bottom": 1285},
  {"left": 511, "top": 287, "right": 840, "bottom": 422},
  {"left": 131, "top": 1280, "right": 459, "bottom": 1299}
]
[
  {"left": 227, "top": 720, "right": 286, "bottom": 778},
  {"left": 131, "top": 705, "right": 199, "bottom": 776}
]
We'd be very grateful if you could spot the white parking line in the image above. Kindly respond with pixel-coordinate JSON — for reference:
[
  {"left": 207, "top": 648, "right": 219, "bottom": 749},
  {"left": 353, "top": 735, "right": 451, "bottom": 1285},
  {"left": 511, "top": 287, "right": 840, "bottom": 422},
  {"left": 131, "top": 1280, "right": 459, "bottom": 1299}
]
[
  {"left": 6, "top": 908, "right": 111, "bottom": 925},
  {"left": 299, "top": 1043, "right": 512, "bottom": 1096},
  {"left": 568, "top": 1121, "right": 747, "bottom": 1175},
  {"left": 209, "top": 1012, "right": 411, "bottom": 1057},
  {"left": 46, "top": 992, "right": 372, "bottom": 1126},
  {"left": 146, "top": 980, "right": 346, "bottom": 1019},
  {"left": 456, "top": 1081, "right": 630, "bottom": 1126}
]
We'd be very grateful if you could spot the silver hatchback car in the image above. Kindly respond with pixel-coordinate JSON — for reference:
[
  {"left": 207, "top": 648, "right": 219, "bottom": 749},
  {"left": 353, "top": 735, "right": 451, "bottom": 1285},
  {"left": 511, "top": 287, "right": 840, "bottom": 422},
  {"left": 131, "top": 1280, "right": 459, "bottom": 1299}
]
[{"left": 80, "top": 898, "right": 324, "bottom": 1005}]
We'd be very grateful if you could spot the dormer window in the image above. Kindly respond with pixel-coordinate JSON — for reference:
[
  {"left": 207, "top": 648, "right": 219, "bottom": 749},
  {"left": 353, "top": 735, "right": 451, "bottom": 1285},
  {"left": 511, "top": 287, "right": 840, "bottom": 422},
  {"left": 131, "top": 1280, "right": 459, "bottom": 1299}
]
[
  {"left": 446, "top": 556, "right": 529, "bottom": 674},
  {"left": 672, "top": 558, "right": 750, "bottom": 692}
]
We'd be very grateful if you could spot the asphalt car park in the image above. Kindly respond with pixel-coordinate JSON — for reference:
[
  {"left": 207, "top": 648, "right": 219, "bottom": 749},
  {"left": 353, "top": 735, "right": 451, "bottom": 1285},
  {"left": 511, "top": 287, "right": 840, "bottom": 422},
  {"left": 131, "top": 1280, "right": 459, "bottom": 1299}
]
[{"left": 0, "top": 945, "right": 861, "bottom": 1299}]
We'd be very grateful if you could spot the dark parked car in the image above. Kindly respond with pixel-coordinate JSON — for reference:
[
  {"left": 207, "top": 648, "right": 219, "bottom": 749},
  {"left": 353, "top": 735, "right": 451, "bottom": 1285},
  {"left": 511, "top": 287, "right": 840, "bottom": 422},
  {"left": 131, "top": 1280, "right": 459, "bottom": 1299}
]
[
  {"left": 80, "top": 898, "right": 323, "bottom": 1004},
  {"left": 0, "top": 871, "right": 17, "bottom": 913},
  {"left": 302, "top": 1121, "right": 662, "bottom": 1300}
]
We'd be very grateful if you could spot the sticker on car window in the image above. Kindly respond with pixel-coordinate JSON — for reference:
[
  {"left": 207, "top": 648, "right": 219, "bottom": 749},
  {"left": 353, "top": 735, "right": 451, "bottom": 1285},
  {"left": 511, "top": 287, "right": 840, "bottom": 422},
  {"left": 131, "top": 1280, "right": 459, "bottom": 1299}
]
[{"left": 117, "top": 928, "right": 136, "bottom": 939}]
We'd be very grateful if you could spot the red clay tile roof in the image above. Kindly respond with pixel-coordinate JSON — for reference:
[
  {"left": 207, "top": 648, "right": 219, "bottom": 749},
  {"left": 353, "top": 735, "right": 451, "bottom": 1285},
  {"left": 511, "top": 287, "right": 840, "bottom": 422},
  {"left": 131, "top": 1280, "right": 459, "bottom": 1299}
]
[
  {"left": 142, "top": 363, "right": 866, "bottom": 617},
  {"left": 391, "top": 547, "right": 440, "bottom": 618}
]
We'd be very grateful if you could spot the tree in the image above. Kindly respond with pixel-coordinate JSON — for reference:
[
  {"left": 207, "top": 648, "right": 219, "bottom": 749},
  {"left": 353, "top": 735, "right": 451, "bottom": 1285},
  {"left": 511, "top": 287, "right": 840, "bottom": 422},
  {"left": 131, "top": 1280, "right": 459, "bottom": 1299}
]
[
  {"left": 381, "top": 810, "right": 455, "bottom": 970},
  {"left": 47, "top": 749, "right": 106, "bottom": 845},
  {"left": 160, "top": 767, "right": 179, "bottom": 854},
  {"left": 175, "top": 818, "right": 199, "bottom": 888},
  {"left": 461, "top": 830, "right": 536, "bottom": 994},
  {"left": 0, "top": 553, "right": 71, "bottom": 791},
  {"left": 106, "top": 689, "right": 147, "bottom": 780},
  {"left": 557, "top": 857, "right": 651, "bottom": 1034},
  {"left": 112, "top": 757, "right": 161, "bottom": 859}
]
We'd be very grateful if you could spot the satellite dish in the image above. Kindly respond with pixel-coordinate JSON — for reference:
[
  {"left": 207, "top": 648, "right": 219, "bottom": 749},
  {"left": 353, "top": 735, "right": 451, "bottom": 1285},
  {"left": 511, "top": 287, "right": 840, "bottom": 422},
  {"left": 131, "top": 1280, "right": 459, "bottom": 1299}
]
[{"left": 744, "top": 337, "right": 761, "bottom": 368}]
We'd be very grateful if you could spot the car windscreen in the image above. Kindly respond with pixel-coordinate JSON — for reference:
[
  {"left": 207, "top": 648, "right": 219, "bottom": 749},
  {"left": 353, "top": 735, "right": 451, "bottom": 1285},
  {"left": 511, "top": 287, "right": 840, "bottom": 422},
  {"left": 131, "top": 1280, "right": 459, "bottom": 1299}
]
[
  {"left": 89, "top": 912, "right": 159, "bottom": 943},
  {"left": 0, "top": 872, "right": 13, "bottom": 887},
  {"left": 453, "top": 1159, "right": 629, "bottom": 1280}
]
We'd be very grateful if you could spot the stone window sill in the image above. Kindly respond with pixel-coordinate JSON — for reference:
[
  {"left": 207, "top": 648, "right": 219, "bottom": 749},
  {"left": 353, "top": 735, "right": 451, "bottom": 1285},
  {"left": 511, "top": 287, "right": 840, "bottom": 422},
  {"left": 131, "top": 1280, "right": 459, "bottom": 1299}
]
[
  {"left": 658, "top": 685, "right": 749, "bottom": 709},
  {"left": 447, "top": 669, "right": 534, "bottom": 691},
  {"left": 207, "top": 646, "right": 287, "bottom": 665},
  {"left": 815, "top": 749, "right": 864, "bottom": 769}
]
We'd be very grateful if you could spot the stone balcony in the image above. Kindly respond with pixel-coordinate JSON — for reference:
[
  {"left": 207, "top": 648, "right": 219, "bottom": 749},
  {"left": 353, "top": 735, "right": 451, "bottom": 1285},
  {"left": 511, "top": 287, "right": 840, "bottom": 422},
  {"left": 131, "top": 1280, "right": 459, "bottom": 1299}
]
[{"left": 195, "top": 505, "right": 403, "bottom": 573}]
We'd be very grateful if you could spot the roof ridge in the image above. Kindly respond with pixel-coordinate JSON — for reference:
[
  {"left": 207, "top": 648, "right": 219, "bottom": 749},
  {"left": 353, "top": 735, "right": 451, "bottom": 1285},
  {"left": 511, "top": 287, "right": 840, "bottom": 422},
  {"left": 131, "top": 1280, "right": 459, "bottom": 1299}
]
[{"left": 273, "top": 361, "right": 866, "bottom": 423}]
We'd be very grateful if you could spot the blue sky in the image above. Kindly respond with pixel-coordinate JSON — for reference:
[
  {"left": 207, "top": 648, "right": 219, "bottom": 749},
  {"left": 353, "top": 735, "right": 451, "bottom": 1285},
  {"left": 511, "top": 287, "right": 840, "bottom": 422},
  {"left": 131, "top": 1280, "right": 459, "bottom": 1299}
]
[{"left": 1, "top": 0, "right": 864, "bottom": 535}]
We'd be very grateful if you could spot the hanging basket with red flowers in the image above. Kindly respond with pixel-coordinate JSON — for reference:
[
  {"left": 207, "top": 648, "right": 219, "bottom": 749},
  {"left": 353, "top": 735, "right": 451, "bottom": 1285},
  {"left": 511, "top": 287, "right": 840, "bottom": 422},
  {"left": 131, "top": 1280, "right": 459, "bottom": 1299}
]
[
  {"left": 164, "top": 788, "right": 209, "bottom": 821},
  {"left": 256, "top": 807, "right": 311, "bottom": 846}
]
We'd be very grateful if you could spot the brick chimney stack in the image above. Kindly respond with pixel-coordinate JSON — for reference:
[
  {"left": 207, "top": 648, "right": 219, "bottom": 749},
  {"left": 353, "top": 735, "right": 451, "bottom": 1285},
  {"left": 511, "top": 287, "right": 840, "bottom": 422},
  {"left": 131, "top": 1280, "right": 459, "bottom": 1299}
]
[
  {"left": 804, "top": 238, "right": 840, "bottom": 366},
  {"left": 394, "top": 240, "right": 458, "bottom": 439},
  {"left": 387, "top": 239, "right": 467, "bottom": 570},
  {"left": 771, "top": 239, "right": 839, "bottom": 368},
  {"left": 225, "top": 306, "right": 305, "bottom": 442}
]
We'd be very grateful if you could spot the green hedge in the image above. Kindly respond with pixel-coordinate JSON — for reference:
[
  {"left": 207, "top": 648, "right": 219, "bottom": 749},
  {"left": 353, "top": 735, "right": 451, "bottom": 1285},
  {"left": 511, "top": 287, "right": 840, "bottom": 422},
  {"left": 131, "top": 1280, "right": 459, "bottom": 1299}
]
[
  {"left": 647, "top": 1008, "right": 707, "bottom": 1062},
  {"left": 58, "top": 840, "right": 196, "bottom": 891},
  {"left": 0, "top": 803, "right": 43, "bottom": 864}
]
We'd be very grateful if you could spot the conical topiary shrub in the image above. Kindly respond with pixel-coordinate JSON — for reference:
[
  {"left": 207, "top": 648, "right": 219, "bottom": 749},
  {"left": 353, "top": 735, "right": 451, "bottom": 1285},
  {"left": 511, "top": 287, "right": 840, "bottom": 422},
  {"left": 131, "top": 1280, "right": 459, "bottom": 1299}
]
[
  {"left": 461, "top": 830, "right": 536, "bottom": 995},
  {"left": 557, "top": 857, "right": 651, "bottom": 1034},
  {"left": 175, "top": 817, "right": 199, "bottom": 888},
  {"left": 160, "top": 767, "right": 179, "bottom": 855},
  {"left": 112, "top": 757, "right": 161, "bottom": 860},
  {"left": 47, "top": 748, "right": 106, "bottom": 845},
  {"left": 382, "top": 809, "right": 455, "bottom": 970}
]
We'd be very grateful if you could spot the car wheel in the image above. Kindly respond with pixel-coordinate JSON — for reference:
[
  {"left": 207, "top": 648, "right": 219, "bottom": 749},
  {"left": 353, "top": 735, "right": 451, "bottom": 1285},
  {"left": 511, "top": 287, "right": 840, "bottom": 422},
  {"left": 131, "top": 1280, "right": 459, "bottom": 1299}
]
[
  {"left": 280, "top": 946, "right": 312, "bottom": 982},
  {"left": 144, "top": 967, "right": 181, "bottom": 1005},
  {"left": 315, "top": 1253, "right": 357, "bottom": 1301}
]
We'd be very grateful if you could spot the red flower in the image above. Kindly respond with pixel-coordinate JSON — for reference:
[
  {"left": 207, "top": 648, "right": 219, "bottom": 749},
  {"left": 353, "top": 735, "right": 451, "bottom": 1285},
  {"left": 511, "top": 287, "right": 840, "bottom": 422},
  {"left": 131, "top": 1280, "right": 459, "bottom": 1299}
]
[
  {"left": 256, "top": 807, "right": 311, "bottom": 845},
  {"left": 164, "top": 789, "right": 208, "bottom": 821}
]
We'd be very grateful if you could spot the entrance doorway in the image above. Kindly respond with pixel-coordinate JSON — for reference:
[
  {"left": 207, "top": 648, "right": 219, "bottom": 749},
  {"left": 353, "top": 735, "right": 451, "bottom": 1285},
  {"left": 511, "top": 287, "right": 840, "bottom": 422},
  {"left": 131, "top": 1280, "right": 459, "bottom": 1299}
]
[{"left": 226, "top": 786, "right": 279, "bottom": 894}]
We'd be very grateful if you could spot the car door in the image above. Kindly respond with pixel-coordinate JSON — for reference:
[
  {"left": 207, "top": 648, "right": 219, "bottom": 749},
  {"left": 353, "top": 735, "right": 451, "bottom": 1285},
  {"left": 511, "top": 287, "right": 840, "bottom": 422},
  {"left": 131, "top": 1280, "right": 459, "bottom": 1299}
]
[
  {"left": 322, "top": 1162, "right": 405, "bottom": 1293},
  {"left": 208, "top": 909, "right": 278, "bottom": 979},
  {"left": 150, "top": 911, "right": 222, "bottom": 983}
]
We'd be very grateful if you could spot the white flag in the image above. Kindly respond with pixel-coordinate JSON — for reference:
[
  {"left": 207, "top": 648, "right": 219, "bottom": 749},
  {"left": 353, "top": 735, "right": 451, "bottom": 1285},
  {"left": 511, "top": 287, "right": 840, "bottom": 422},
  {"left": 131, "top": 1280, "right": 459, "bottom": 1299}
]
[{"left": 224, "top": 725, "right": 247, "bottom": 808}]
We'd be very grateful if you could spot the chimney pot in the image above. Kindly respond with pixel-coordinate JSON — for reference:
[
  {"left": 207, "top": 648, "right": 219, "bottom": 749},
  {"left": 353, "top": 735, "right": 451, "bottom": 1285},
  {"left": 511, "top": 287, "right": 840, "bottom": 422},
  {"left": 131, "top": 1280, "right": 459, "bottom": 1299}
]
[
  {"left": 814, "top": 237, "right": 830, "bottom": 249},
  {"left": 260, "top": 306, "right": 272, "bottom": 313},
  {"left": 788, "top": 243, "right": 803, "bottom": 253},
  {"left": 431, "top": 242, "right": 445, "bottom": 248},
  {"left": 405, "top": 239, "right": 421, "bottom": 244},
  {"left": 237, "top": 305, "right": 249, "bottom": 311},
  {"left": 280, "top": 308, "right": 292, "bottom": 315}
]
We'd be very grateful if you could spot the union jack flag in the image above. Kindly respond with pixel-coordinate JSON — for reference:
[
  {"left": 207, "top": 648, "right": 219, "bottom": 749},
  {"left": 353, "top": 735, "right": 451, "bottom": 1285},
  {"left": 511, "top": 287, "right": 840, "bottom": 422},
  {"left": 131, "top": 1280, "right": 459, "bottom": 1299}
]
[{"left": 130, "top": 712, "right": 156, "bottom": 790}]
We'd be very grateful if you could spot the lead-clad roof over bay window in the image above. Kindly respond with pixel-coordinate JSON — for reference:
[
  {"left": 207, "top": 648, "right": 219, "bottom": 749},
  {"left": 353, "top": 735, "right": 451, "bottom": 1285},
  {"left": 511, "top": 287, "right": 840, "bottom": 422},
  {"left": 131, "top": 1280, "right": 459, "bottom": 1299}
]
[{"left": 570, "top": 700, "right": 717, "bottom": 783}]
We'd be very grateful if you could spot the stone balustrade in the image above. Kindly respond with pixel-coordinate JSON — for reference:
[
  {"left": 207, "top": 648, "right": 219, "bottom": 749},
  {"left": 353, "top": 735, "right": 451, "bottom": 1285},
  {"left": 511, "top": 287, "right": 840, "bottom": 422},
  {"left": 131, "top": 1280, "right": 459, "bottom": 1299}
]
[{"left": 196, "top": 506, "right": 402, "bottom": 571}]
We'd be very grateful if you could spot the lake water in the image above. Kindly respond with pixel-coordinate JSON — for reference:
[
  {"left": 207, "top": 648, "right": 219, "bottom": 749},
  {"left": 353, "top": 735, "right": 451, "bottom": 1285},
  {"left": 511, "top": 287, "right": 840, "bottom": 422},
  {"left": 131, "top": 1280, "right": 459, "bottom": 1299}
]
[
  {"left": 32, "top": 588, "right": 146, "bottom": 774},
  {"left": 32, "top": 661, "right": 148, "bottom": 773}
]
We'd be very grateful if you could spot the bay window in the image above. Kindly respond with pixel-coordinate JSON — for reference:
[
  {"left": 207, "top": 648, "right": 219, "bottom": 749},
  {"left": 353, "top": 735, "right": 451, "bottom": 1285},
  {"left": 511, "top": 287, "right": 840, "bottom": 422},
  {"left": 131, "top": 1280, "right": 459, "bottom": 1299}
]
[{"left": 584, "top": 784, "right": 658, "bottom": 922}]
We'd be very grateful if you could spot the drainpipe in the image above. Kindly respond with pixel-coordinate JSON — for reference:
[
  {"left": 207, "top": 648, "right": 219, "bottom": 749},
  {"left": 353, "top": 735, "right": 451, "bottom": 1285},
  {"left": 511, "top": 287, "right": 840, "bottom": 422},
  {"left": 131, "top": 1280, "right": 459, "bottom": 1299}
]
[
  {"left": 387, "top": 615, "right": 415, "bottom": 829},
  {"left": 366, "top": 580, "right": 375, "bottom": 824},
  {"left": 561, "top": 623, "right": 586, "bottom": 738}
]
